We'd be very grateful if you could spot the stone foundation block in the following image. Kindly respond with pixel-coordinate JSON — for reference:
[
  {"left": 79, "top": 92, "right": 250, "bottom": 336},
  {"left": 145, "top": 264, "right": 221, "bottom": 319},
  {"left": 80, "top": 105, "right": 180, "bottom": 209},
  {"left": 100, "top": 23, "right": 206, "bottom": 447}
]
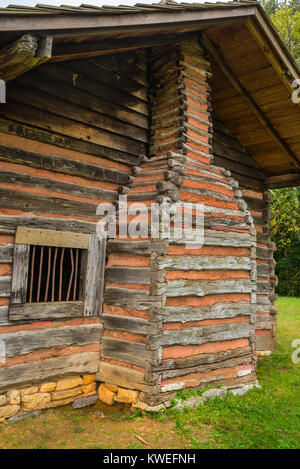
[
  {"left": 56, "top": 376, "right": 83, "bottom": 391},
  {"left": 22, "top": 392, "right": 51, "bottom": 410},
  {"left": 19, "top": 386, "right": 38, "bottom": 397},
  {"left": 52, "top": 387, "right": 82, "bottom": 401},
  {"left": 0, "top": 395, "right": 7, "bottom": 406},
  {"left": 83, "top": 374, "right": 95, "bottom": 385},
  {"left": 7, "top": 389, "right": 20, "bottom": 405},
  {"left": 81, "top": 382, "right": 96, "bottom": 396},
  {"left": 40, "top": 382, "right": 56, "bottom": 393},
  {"left": 115, "top": 387, "right": 139, "bottom": 404},
  {"left": 98, "top": 384, "right": 116, "bottom": 405},
  {"left": 0, "top": 405, "right": 20, "bottom": 419}
]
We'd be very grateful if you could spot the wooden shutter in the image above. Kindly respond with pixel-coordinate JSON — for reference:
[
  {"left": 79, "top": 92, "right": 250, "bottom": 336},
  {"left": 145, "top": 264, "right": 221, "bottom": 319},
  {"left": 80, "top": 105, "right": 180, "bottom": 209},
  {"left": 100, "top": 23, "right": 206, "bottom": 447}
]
[{"left": 84, "top": 234, "right": 106, "bottom": 317}]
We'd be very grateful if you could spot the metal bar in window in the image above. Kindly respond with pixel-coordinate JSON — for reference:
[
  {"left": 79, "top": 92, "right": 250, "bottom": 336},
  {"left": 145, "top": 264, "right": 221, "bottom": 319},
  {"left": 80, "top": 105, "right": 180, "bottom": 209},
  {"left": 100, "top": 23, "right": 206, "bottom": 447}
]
[
  {"left": 66, "top": 248, "right": 74, "bottom": 302},
  {"left": 44, "top": 246, "right": 51, "bottom": 302},
  {"left": 52, "top": 247, "right": 58, "bottom": 302},
  {"left": 36, "top": 246, "right": 44, "bottom": 303},
  {"left": 59, "top": 247, "right": 65, "bottom": 301},
  {"left": 73, "top": 248, "right": 79, "bottom": 301},
  {"left": 29, "top": 245, "right": 36, "bottom": 303}
]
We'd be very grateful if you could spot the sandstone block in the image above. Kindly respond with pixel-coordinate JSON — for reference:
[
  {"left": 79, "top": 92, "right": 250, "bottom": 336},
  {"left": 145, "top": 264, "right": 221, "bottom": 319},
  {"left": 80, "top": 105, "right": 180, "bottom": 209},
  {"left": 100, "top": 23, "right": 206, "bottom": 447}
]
[
  {"left": 40, "top": 382, "right": 56, "bottom": 393},
  {"left": 81, "top": 383, "right": 96, "bottom": 396},
  {"left": 115, "top": 387, "right": 139, "bottom": 404},
  {"left": 0, "top": 395, "right": 6, "bottom": 406},
  {"left": 22, "top": 393, "right": 51, "bottom": 410},
  {"left": 56, "top": 376, "right": 83, "bottom": 391},
  {"left": 104, "top": 383, "right": 118, "bottom": 392},
  {"left": 98, "top": 384, "right": 115, "bottom": 405},
  {"left": 7, "top": 390, "right": 20, "bottom": 405},
  {"left": 83, "top": 374, "right": 95, "bottom": 385},
  {"left": 132, "top": 401, "right": 165, "bottom": 412},
  {"left": 0, "top": 405, "right": 20, "bottom": 419},
  {"left": 19, "top": 386, "right": 38, "bottom": 397},
  {"left": 52, "top": 387, "right": 82, "bottom": 401}
]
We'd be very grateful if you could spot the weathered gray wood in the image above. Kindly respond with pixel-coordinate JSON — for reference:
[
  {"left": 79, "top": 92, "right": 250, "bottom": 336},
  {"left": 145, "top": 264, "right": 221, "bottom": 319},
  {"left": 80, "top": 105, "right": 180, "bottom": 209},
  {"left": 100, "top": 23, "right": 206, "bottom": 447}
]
[
  {"left": 101, "top": 337, "right": 147, "bottom": 368},
  {"left": 155, "top": 255, "right": 251, "bottom": 271},
  {"left": 0, "top": 306, "right": 9, "bottom": 325},
  {"left": 0, "top": 243, "right": 13, "bottom": 263},
  {"left": 162, "top": 302, "right": 252, "bottom": 323},
  {"left": 84, "top": 234, "right": 106, "bottom": 317},
  {"left": 10, "top": 244, "right": 29, "bottom": 304},
  {"left": 256, "top": 334, "right": 276, "bottom": 351},
  {"left": 148, "top": 322, "right": 252, "bottom": 349},
  {"left": 166, "top": 279, "right": 252, "bottom": 297},
  {"left": 0, "top": 215, "right": 96, "bottom": 235},
  {"left": 9, "top": 301, "right": 84, "bottom": 321},
  {"left": 106, "top": 267, "right": 150, "bottom": 285},
  {"left": 104, "top": 288, "right": 163, "bottom": 311},
  {"left": 1, "top": 323, "right": 102, "bottom": 358},
  {"left": 102, "top": 314, "right": 148, "bottom": 335},
  {"left": 0, "top": 351, "right": 100, "bottom": 390}
]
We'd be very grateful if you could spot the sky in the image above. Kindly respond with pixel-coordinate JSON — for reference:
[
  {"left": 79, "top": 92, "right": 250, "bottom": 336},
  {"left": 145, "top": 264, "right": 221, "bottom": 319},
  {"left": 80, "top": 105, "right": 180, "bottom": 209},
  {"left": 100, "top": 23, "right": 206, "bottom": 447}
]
[{"left": 1, "top": 0, "right": 222, "bottom": 7}]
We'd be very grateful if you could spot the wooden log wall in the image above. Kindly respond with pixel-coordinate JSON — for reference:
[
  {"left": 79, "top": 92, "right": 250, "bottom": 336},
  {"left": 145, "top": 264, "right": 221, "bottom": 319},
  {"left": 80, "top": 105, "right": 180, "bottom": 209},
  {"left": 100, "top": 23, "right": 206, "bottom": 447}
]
[
  {"left": 213, "top": 116, "right": 277, "bottom": 351},
  {"left": 140, "top": 38, "right": 259, "bottom": 406},
  {"left": 0, "top": 50, "right": 149, "bottom": 391}
]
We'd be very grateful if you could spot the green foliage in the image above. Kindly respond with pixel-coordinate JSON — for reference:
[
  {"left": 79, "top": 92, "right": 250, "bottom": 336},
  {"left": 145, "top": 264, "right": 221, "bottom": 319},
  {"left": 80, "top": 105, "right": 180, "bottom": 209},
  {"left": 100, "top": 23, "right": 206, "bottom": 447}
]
[
  {"left": 259, "top": 0, "right": 300, "bottom": 63},
  {"left": 269, "top": 188, "right": 300, "bottom": 296}
]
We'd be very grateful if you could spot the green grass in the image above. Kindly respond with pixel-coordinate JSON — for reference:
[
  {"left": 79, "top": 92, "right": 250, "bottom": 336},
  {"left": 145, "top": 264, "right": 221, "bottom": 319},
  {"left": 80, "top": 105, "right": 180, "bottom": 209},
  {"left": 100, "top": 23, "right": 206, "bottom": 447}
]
[{"left": 154, "top": 296, "right": 300, "bottom": 449}]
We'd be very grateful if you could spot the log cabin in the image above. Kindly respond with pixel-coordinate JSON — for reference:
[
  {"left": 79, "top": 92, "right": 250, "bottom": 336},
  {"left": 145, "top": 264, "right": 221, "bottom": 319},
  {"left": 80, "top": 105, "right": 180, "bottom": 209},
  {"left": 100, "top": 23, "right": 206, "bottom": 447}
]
[{"left": 0, "top": 1, "right": 299, "bottom": 417}]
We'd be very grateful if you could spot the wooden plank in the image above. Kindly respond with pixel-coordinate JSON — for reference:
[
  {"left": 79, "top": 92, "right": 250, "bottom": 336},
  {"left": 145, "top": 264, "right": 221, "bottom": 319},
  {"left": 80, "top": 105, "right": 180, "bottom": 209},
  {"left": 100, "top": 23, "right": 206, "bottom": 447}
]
[
  {"left": 106, "top": 267, "right": 150, "bottom": 285},
  {"left": 162, "top": 302, "right": 252, "bottom": 323},
  {"left": 10, "top": 244, "right": 29, "bottom": 304},
  {"left": 15, "top": 227, "right": 90, "bottom": 249},
  {"left": 104, "top": 288, "right": 162, "bottom": 311},
  {"left": 9, "top": 301, "right": 84, "bottom": 321},
  {"left": 84, "top": 234, "right": 106, "bottom": 317},
  {"left": 156, "top": 255, "right": 251, "bottom": 271},
  {"left": 1, "top": 323, "right": 102, "bottom": 358},
  {"left": 0, "top": 351, "right": 100, "bottom": 391},
  {"left": 266, "top": 173, "right": 300, "bottom": 189}
]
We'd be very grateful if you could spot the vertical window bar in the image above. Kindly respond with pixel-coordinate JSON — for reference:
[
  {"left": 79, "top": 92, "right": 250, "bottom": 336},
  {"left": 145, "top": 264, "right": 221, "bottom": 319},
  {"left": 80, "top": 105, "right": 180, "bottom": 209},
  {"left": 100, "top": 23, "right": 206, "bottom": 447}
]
[
  {"left": 66, "top": 248, "right": 74, "bottom": 302},
  {"left": 59, "top": 247, "right": 65, "bottom": 301},
  {"left": 29, "top": 245, "right": 36, "bottom": 303},
  {"left": 52, "top": 247, "right": 58, "bottom": 302},
  {"left": 36, "top": 246, "right": 44, "bottom": 303},
  {"left": 44, "top": 246, "right": 51, "bottom": 302},
  {"left": 73, "top": 248, "right": 79, "bottom": 301}
]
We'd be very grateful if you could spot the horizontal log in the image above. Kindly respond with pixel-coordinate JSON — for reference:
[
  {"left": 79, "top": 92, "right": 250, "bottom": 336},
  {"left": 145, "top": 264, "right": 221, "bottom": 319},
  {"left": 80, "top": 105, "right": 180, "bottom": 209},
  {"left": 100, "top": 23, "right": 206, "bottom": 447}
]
[
  {"left": 0, "top": 215, "right": 96, "bottom": 235},
  {"left": 106, "top": 267, "right": 150, "bottom": 285},
  {"left": 154, "top": 346, "right": 252, "bottom": 371},
  {"left": 97, "top": 362, "right": 152, "bottom": 393},
  {"left": 0, "top": 143, "right": 129, "bottom": 185},
  {"left": 101, "top": 337, "right": 147, "bottom": 368},
  {"left": 166, "top": 279, "right": 253, "bottom": 297},
  {"left": 255, "top": 334, "right": 276, "bottom": 351},
  {"left": 1, "top": 324, "right": 102, "bottom": 358},
  {"left": 155, "top": 255, "right": 251, "bottom": 271},
  {"left": 0, "top": 119, "right": 140, "bottom": 166},
  {"left": 162, "top": 302, "right": 252, "bottom": 323},
  {"left": 104, "top": 288, "right": 163, "bottom": 311},
  {"left": 9, "top": 301, "right": 84, "bottom": 321},
  {"left": 0, "top": 351, "right": 100, "bottom": 391},
  {"left": 102, "top": 314, "right": 148, "bottom": 335},
  {"left": 149, "top": 322, "right": 252, "bottom": 349},
  {"left": 0, "top": 170, "right": 117, "bottom": 202}
]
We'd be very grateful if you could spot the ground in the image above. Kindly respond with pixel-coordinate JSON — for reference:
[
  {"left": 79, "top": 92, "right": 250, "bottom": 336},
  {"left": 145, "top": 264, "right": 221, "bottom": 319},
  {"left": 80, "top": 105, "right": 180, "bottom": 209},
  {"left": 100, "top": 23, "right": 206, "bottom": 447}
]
[{"left": 0, "top": 297, "right": 299, "bottom": 449}]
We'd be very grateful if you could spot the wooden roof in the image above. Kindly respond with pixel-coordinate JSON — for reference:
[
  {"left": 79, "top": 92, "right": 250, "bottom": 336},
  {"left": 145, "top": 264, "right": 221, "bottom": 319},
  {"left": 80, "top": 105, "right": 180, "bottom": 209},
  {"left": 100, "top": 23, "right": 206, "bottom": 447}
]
[{"left": 0, "top": 1, "right": 299, "bottom": 187}]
